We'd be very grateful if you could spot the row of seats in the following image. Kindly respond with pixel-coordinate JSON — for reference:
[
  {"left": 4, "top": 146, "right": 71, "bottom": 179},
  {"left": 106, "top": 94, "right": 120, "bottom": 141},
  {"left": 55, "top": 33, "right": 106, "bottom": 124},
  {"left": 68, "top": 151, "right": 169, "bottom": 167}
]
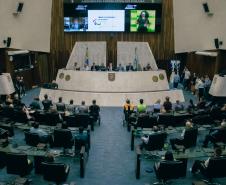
[{"left": 0, "top": 152, "right": 70, "bottom": 184}]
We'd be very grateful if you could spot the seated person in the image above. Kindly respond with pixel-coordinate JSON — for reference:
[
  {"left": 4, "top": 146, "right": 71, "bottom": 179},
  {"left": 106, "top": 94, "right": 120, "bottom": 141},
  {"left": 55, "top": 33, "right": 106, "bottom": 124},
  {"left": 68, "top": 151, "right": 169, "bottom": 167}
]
[
  {"left": 89, "top": 100, "right": 100, "bottom": 121},
  {"left": 126, "top": 63, "right": 134, "bottom": 71},
  {"left": 29, "top": 122, "right": 50, "bottom": 143},
  {"left": 187, "top": 99, "right": 196, "bottom": 112},
  {"left": 153, "top": 99, "right": 161, "bottom": 113},
  {"left": 73, "top": 62, "right": 80, "bottom": 71},
  {"left": 81, "top": 64, "right": 90, "bottom": 71},
  {"left": 107, "top": 62, "right": 114, "bottom": 71},
  {"left": 163, "top": 96, "right": 172, "bottom": 113},
  {"left": 30, "top": 97, "right": 41, "bottom": 110},
  {"left": 140, "top": 126, "right": 160, "bottom": 150},
  {"left": 56, "top": 97, "right": 66, "bottom": 112},
  {"left": 51, "top": 80, "right": 58, "bottom": 89},
  {"left": 117, "top": 63, "right": 125, "bottom": 71},
  {"left": 196, "top": 98, "right": 206, "bottom": 110},
  {"left": 144, "top": 63, "right": 152, "bottom": 71},
  {"left": 202, "top": 119, "right": 226, "bottom": 147},
  {"left": 91, "top": 62, "right": 97, "bottom": 71},
  {"left": 99, "top": 63, "right": 106, "bottom": 71},
  {"left": 74, "top": 127, "right": 88, "bottom": 152},
  {"left": 66, "top": 99, "right": 76, "bottom": 114},
  {"left": 174, "top": 100, "right": 184, "bottom": 112},
  {"left": 13, "top": 94, "right": 21, "bottom": 107},
  {"left": 221, "top": 104, "right": 226, "bottom": 111},
  {"left": 42, "top": 94, "right": 53, "bottom": 111},
  {"left": 154, "top": 151, "right": 175, "bottom": 172},
  {"left": 137, "top": 99, "right": 147, "bottom": 114},
  {"left": 77, "top": 101, "right": 89, "bottom": 114},
  {"left": 191, "top": 147, "right": 222, "bottom": 174},
  {"left": 170, "top": 120, "right": 193, "bottom": 150}
]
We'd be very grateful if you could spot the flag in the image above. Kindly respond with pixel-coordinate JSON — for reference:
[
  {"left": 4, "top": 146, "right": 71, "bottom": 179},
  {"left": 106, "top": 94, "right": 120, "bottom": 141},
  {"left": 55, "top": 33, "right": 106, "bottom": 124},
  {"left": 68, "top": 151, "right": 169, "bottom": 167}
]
[
  {"left": 84, "top": 47, "right": 89, "bottom": 65},
  {"left": 133, "top": 47, "right": 139, "bottom": 70}
]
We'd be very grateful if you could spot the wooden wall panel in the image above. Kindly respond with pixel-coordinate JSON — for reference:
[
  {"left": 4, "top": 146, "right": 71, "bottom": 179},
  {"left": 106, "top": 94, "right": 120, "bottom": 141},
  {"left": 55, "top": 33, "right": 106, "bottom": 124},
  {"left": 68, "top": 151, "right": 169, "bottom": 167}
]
[
  {"left": 38, "top": 0, "right": 176, "bottom": 82},
  {"left": 3, "top": 0, "right": 225, "bottom": 86}
]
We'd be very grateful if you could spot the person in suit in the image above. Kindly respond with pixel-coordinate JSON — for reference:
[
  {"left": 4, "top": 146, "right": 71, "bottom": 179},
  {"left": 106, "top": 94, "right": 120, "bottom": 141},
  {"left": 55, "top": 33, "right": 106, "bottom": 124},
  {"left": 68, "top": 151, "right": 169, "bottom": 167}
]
[
  {"left": 99, "top": 63, "right": 106, "bottom": 71},
  {"left": 140, "top": 126, "right": 160, "bottom": 150},
  {"left": 42, "top": 94, "right": 53, "bottom": 111},
  {"left": 191, "top": 147, "right": 222, "bottom": 174},
  {"left": 117, "top": 63, "right": 125, "bottom": 71},
  {"left": 163, "top": 96, "right": 172, "bottom": 113},
  {"left": 126, "top": 63, "right": 134, "bottom": 71},
  {"left": 170, "top": 120, "right": 193, "bottom": 150},
  {"left": 77, "top": 101, "right": 89, "bottom": 113},
  {"left": 51, "top": 80, "right": 58, "bottom": 89},
  {"left": 91, "top": 63, "right": 97, "bottom": 71},
  {"left": 66, "top": 99, "right": 76, "bottom": 114},
  {"left": 29, "top": 122, "right": 50, "bottom": 143},
  {"left": 74, "top": 127, "right": 89, "bottom": 152},
  {"left": 154, "top": 151, "right": 175, "bottom": 171},
  {"left": 174, "top": 100, "right": 184, "bottom": 112},
  {"left": 56, "top": 97, "right": 66, "bottom": 112},
  {"left": 202, "top": 120, "right": 226, "bottom": 147},
  {"left": 30, "top": 97, "right": 41, "bottom": 110},
  {"left": 89, "top": 100, "right": 100, "bottom": 121}
]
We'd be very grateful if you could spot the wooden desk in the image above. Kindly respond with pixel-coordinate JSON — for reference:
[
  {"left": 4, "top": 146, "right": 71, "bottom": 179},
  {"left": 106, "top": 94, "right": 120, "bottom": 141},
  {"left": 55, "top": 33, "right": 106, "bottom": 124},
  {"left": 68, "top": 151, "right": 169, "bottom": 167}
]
[{"left": 135, "top": 146, "right": 226, "bottom": 179}]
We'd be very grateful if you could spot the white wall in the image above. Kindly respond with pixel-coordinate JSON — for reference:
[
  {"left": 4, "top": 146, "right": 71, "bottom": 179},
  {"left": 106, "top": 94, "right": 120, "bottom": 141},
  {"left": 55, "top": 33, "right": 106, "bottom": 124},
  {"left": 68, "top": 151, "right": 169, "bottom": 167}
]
[
  {"left": 173, "top": 0, "right": 226, "bottom": 53},
  {"left": 0, "top": 0, "right": 52, "bottom": 52}
]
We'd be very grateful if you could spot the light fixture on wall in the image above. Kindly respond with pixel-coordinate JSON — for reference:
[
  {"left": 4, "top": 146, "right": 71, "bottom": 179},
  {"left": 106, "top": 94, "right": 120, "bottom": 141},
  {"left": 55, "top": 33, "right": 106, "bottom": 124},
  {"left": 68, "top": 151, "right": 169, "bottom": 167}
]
[
  {"left": 214, "top": 38, "right": 223, "bottom": 49},
  {"left": 202, "top": 2, "right": 213, "bottom": 16},
  {"left": 3, "top": 37, "right": 11, "bottom": 47}
]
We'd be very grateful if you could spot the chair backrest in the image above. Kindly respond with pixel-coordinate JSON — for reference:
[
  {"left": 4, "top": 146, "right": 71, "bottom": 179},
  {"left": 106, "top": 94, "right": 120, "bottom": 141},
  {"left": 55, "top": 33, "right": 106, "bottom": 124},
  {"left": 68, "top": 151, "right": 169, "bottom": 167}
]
[
  {"left": 157, "top": 160, "right": 186, "bottom": 181},
  {"left": 192, "top": 114, "right": 213, "bottom": 125},
  {"left": 53, "top": 129, "right": 73, "bottom": 148},
  {"left": 136, "top": 114, "right": 153, "bottom": 128},
  {"left": 6, "top": 152, "right": 29, "bottom": 176},
  {"left": 13, "top": 110, "right": 28, "bottom": 123},
  {"left": 24, "top": 131, "right": 40, "bottom": 146},
  {"left": 183, "top": 127, "right": 198, "bottom": 148},
  {"left": 42, "top": 162, "right": 69, "bottom": 182},
  {"left": 214, "top": 128, "right": 226, "bottom": 143},
  {"left": 0, "top": 151, "right": 6, "bottom": 169},
  {"left": 158, "top": 114, "right": 173, "bottom": 126},
  {"left": 74, "top": 113, "right": 90, "bottom": 128},
  {"left": 207, "top": 157, "right": 226, "bottom": 178},
  {"left": 146, "top": 132, "right": 167, "bottom": 151}
]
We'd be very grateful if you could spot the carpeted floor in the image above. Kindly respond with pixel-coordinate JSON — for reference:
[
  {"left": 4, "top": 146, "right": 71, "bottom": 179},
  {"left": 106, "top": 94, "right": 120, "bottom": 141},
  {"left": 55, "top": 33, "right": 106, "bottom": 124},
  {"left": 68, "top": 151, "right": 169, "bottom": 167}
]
[{"left": 1, "top": 87, "right": 226, "bottom": 185}]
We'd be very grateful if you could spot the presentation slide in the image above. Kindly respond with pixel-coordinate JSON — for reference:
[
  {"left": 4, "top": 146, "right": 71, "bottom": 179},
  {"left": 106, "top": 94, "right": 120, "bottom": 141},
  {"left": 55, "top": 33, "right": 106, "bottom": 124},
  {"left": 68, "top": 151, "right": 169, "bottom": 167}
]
[{"left": 88, "top": 10, "right": 125, "bottom": 32}]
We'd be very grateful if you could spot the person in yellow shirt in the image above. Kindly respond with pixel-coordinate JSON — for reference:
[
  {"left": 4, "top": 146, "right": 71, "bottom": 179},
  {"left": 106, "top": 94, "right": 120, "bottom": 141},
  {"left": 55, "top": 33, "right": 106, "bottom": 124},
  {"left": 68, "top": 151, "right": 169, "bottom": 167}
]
[
  {"left": 123, "top": 99, "right": 135, "bottom": 113},
  {"left": 137, "top": 99, "right": 147, "bottom": 113}
]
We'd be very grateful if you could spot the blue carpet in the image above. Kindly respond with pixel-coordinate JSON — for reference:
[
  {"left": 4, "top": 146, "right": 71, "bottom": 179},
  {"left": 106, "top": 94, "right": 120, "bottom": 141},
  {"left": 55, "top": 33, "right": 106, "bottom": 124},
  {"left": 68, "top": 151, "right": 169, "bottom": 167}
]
[{"left": 0, "top": 87, "right": 226, "bottom": 185}]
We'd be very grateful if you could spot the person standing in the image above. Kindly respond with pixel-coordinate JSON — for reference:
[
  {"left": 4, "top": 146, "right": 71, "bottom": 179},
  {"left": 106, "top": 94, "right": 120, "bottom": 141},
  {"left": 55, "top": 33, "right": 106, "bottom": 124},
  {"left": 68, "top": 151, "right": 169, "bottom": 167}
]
[
  {"left": 173, "top": 71, "right": 180, "bottom": 88},
  {"left": 183, "top": 67, "right": 191, "bottom": 90}
]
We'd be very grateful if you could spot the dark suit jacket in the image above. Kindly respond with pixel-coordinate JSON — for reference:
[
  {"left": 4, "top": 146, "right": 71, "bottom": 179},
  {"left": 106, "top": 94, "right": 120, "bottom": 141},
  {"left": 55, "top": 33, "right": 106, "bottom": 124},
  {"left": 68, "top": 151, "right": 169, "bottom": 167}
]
[
  {"left": 126, "top": 65, "right": 134, "bottom": 71},
  {"left": 42, "top": 99, "right": 53, "bottom": 111}
]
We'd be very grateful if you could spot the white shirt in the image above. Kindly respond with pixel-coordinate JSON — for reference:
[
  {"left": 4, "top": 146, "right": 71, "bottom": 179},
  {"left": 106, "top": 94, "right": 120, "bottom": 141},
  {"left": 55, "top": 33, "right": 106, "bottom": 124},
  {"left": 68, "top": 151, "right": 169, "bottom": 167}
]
[{"left": 184, "top": 70, "right": 191, "bottom": 79}]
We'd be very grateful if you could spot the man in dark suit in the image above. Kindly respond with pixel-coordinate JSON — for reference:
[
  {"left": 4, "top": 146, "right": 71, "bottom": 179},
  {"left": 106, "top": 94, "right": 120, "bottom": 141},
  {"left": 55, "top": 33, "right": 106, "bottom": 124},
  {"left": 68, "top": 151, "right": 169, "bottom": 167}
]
[
  {"left": 56, "top": 97, "right": 66, "bottom": 112},
  {"left": 203, "top": 120, "right": 226, "bottom": 147},
  {"left": 126, "top": 63, "right": 134, "bottom": 71},
  {"left": 30, "top": 97, "right": 41, "bottom": 110},
  {"left": 191, "top": 147, "right": 222, "bottom": 174},
  {"left": 163, "top": 96, "right": 172, "bottom": 112},
  {"left": 89, "top": 99, "right": 100, "bottom": 123},
  {"left": 42, "top": 94, "right": 53, "bottom": 111}
]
